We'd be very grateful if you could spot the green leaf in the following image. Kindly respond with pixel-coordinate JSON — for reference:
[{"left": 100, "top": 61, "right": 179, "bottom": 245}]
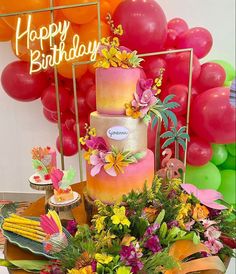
[
  {"left": 178, "top": 138, "right": 187, "bottom": 151},
  {"left": 0, "top": 260, "right": 48, "bottom": 272},
  {"left": 160, "top": 131, "right": 174, "bottom": 139},
  {"left": 163, "top": 94, "right": 175, "bottom": 104},
  {"left": 155, "top": 209, "right": 165, "bottom": 224},
  {"left": 32, "top": 159, "right": 47, "bottom": 175},
  {"left": 177, "top": 126, "right": 187, "bottom": 135},
  {"left": 0, "top": 203, "right": 17, "bottom": 217},
  {"left": 143, "top": 114, "right": 151, "bottom": 124},
  {"left": 161, "top": 112, "right": 169, "bottom": 129},
  {"left": 165, "top": 101, "right": 180, "bottom": 109},
  {"left": 151, "top": 116, "right": 158, "bottom": 129},
  {"left": 133, "top": 151, "right": 146, "bottom": 160},
  {"left": 116, "top": 266, "right": 132, "bottom": 274},
  {"left": 165, "top": 110, "right": 177, "bottom": 128},
  {"left": 162, "top": 138, "right": 175, "bottom": 149},
  {"left": 179, "top": 133, "right": 190, "bottom": 141}
]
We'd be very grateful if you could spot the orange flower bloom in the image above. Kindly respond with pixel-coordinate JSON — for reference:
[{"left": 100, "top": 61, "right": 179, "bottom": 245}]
[
  {"left": 192, "top": 203, "right": 209, "bottom": 221},
  {"left": 104, "top": 153, "right": 129, "bottom": 176},
  {"left": 125, "top": 103, "right": 141, "bottom": 119}
]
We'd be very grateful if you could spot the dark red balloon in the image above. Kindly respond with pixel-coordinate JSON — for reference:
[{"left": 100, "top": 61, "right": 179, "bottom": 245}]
[
  {"left": 164, "top": 29, "right": 178, "bottom": 48},
  {"left": 167, "top": 52, "right": 201, "bottom": 85},
  {"left": 113, "top": 0, "right": 167, "bottom": 53},
  {"left": 167, "top": 18, "right": 189, "bottom": 35},
  {"left": 143, "top": 57, "right": 167, "bottom": 84},
  {"left": 1, "top": 61, "right": 49, "bottom": 101},
  {"left": 77, "top": 71, "right": 95, "bottom": 96},
  {"left": 176, "top": 27, "right": 213, "bottom": 59},
  {"left": 86, "top": 85, "right": 96, "bottom": 111},
  {"left": 190, "top": 87, "right": 236, "bottom": 144},
  {"left": 43, "top": 108, "right": 74, "bottom": 123},
  {"left": 41, "top": 85, "right": 70, "bottom": 112},
  {"left": 197, "top": 62, "right": 226, "bottom": 92},
  {"left": 56, "top": 129, "right": 78, "bottom": 156},
  {"left": 187, "top": 136, "right": 213, "bottom": 166},
  {"left": 69, "top": 95, "right": 89, "bottom": 117},
  {"left": 161, "top": 84, "right": 188, "bottom": 115}
]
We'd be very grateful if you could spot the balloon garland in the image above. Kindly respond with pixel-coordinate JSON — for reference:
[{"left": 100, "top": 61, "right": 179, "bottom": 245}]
[{"left": 0, "top": 0, "right": 235, "bottom": 202}]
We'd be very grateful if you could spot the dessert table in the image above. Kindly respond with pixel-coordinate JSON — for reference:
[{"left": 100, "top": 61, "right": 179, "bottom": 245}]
[{"left": 3, "top": 182, "right": 87, "bottom": 274}]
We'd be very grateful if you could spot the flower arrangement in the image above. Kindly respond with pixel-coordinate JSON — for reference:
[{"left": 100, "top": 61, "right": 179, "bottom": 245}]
[{"left": 80, "top": 125, "right": 146, "bottom": 177}]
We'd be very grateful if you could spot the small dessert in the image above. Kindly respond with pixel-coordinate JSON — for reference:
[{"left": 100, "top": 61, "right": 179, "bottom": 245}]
[
  {"left": 51, "top": 168, "right": 75, "bottom": 203},
  {"left": 31, "top": 146, "right": 57, "bottom": 184}
]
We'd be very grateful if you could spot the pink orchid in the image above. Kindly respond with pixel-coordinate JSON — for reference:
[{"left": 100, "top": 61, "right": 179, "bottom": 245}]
[
  {"left": 204, "top": 226, "right": 221, "bottom": 241},
  {"left": 181, "top": 184, "right": 227, "bottom": 210},
  {"left": 50, "top": 169, "right": 64, "bottom": 190},
  {"left": 202, "top": 219, "right": 218, "bottom": 229},
  {"left": 137, "top": 78, "right": 154, "bottom": 96},
  {"left": 185, "top": 220, "right": 195, "bottom": 231},
  {"left": 204, "top": 239, "right": 223, "bottom": 254},
  {"left": 90, "top": 152, "right": 106, "bottom": 177},
  {"left": 86, "top": 136, "right": 108, "bottom": 152}
]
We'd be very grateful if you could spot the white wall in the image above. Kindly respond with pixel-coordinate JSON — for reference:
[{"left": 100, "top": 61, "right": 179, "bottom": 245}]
[{"left": 0, "top": 0, "right": 235, "bottom": 193}]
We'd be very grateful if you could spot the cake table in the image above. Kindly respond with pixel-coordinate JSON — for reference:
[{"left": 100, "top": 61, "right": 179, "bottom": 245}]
[{"left": 3, "top": 182, "right": 87, "bottom": 274}]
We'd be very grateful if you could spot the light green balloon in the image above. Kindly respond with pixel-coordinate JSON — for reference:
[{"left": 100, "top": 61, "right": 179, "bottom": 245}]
[
  {"left": 211, "top": 144, "right": 228, "bottom": 166},
  {"left": 224, "top": 80, "right": 232, "bottom": 87},
  {"left": 218, "top": 170, "right": 236, "bottom": 204},
  {"left": 226, "top": 143, "right": 236, "bottom": 156},
  {"left": 219, "top": 154, "right": 236, "bottom": 170},
  {"left": 212, "top": 60, "right": 236, "bottom": 83},
  {"left": 186, "top": 162, "right": 221, "bottom": 190}
]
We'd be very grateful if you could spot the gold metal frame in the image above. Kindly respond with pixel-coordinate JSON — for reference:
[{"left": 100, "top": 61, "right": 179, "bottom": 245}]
[{"left": 0, "top": 1, "right": 193, "bottom": 182}]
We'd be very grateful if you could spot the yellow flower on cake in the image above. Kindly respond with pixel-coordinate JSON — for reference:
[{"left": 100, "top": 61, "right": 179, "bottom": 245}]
[
  {"left": 95, "top": 216, "right": 106, "bottom": 233},
  {"left": 115, "top": 50, "right": 131, "bottom": 68},
  {"left": 88, "top": 128, "right": 96, "bottom": 137},
  {"left": 84, "top": 149, "right": 97, "bottom": 164},
  {"left": 192, "top": 203, "right": 209, "bottom": 221},
  {"left": 100, "top": 47, "right": 118, "bottom": 68},
  {"left": 95, "top": 253, "right": 113, "bottom": 265},
  {"left": 104, "top": 153, "right": 129, "bottom": 176},
  {"left": 111, "top": 206, "right": 130, "bottom": 227},
  {"left": 113, "top": 24, "right": 124, "bottom": 36},
  {"left": 125, "top": 103, "right": 141, "bottom": 119}
]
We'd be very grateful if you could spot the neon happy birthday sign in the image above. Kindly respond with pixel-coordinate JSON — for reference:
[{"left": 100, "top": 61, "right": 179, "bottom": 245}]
[{"left": 15, "top": 15, "right": 100, "bottom": 74}]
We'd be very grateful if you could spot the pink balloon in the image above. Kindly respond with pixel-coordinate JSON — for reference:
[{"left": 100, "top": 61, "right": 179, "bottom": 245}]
[
  {"left": 143, "top": 56, "right": 167, "bottom": 83},
  {"left": 1, "top": 61, "right": 49, "bottom": 102},
  {"left": 190, "top": 87, "right": 236, "bottom": 144},
  {"left": 113, "top": 0, "right": 167, "bottom": 53},
  {"left": 176, "top": 27, "right": 213, "bottom": 59},
  {"left": 187, "top": 136, "right": 213, "bottom": 166},
  {"left": 167, "top": 18, "right": 189, "bottom": 35},
  {"left": 161, "top": 84, "right": 188, "bottom": 115},
  {"left": 41, "top": 85, "right": 70, "bottom": 112},
  {"left": 197, "top": 62, "right": 226, "bottom": 92},
  {"left": 56, "top": 129, "right": 78, "bottom": 156},
  {"left": 167, "top": 52, "right": 201, "bottom": 85}
]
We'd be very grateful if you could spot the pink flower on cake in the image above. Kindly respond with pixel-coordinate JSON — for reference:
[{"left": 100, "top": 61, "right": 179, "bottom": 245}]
[
  {"left": 86, "top": 136, "right": 108, "bottom": 152},
  {"left": 90, "top": 152, "right": 106, "bottom": 177},
  {"left": 181, "top": 184, "right": 227, "bottom": 210},
  {"left": 137, "top": 79, "right": 153, "bottom": 95},
  {"left": 51, "top": 169, "right": 64, "bottom": 190}
]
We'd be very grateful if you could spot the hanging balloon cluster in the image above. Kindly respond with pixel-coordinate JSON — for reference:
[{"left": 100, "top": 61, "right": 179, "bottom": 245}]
[{"left": 0, "top": 0, "right": 235, "bottom": 203}]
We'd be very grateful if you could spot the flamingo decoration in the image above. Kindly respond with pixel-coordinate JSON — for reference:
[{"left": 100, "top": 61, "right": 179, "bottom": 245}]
[{"left": 157, "top": 148, "right": 185, "bottom": 180}]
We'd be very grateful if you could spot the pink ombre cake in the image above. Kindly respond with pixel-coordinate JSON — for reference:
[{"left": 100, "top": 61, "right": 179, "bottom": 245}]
[{"left": 96, "top": 67, "right": 141, "bottom": 115}]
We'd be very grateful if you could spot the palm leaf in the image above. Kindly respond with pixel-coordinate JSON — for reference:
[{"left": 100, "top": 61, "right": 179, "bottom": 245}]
[
  {"left": 165, "top": 110, "right": 177, "bottom": 128},
  {"left": 177, "top": 126, "right": 187, "bottom": 135},
  {"left": 159, "top": 112, "right": 168, "bottom": 129},
  {"left": 164, "top": 101, "right": 180, "bottom": 110},
  {"left": 160, "top": 131, "right": 174, "bottom": 139},
  {"left": 162, "top": 137, "right": 175, "bottom": 149},
  {"left": 151, "top": 116, "right": 158, "bottom": 129},
  {"left": 179, "top": 133, "right": 190, "bottom": 141},
  {"left": 163, "top": 94, "right": 175, "bottom": 104},
  {"left": 177, "top": 138, "right": 187, "bottom": 151}
]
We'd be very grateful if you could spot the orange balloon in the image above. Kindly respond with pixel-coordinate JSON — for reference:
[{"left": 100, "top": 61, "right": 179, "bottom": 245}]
[
  {"left": 100, "top": 0, "right": 111, "bottom": 21},
  {"left": 58, "top": 0, "right": 97, "bottom": 25},
  {"left": 11, "top": 29, "right": 50, "bottom": 61},
  {"left": 109, "top": 0, "right": 123, "bottom": 13},
  {"left": 54, "top": 22, "right": 80, "bottom": 47},
  {"left": 0, "top": 0, "right": 51, "bottom": 30},
  {"left": 0, "top": 18, "right": 13, "bottom": 41}
]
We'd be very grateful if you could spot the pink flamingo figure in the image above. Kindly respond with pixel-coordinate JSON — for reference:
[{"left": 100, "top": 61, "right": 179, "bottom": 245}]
[{"left": 157, "top": 148, "right": 185, "bottom": 180}]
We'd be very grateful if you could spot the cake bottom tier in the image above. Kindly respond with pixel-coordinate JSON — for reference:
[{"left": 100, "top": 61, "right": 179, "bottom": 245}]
[{"left": 86, "top": 149, "right": 154, "bottom": 204}]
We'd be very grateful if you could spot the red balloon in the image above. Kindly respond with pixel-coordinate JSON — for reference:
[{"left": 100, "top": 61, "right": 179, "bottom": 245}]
[
  {"left": 161, "top": 84, "right": 188, "bottom": 115},
  {"left": 77, "top": 71, "right": 95, "bottom": 96},
  {"left": 167, "top": 52, "right": 201, "bottom": 85},
  {"left": 43, "top": 108, "right": 74, "bottom": 123},
  {"left": 164, "top": 29, "right": 178, "bottom": 48},
  {"left": 197, "top": 62, "right": 226, "bottom": 92},
  {"left": 1, "top": 61, "right": 49, "bottom": 102},
  {"left": 143, "top": 57, "right": 168, "bottom": 84},
  {"left": 56, "top": 129, "right": 78, "bottom": 156},
  {"left": 167, "top": 18, "right": 188, "bottom": 35},
  {"left": 148, "top": 122, "right": 157, "bottom": 150},
  {"left": 176, "top": 27, "right": 213, "bottom": 59},
  {"left": 86, "top": 85, "right": 96, "bottom": 111},
  {"left": 190, "top": 87, "right": 236, "bottom": 144},
  {"left": 113, "top": 0, "right": 167, "bottom": 53},
  {"left": 186, "top": 136, "right": 213, "bottom": 166},
  {"left": 41, "top": 85, "right": 70, "bottom": 112},
  {"left": 69, "top": 95, "right": 89, "bottom": 117}
]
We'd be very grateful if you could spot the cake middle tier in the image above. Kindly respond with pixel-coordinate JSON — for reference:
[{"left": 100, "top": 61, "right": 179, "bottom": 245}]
[{"left": 90, "top": 111, "right": 147, "bottom": 153}]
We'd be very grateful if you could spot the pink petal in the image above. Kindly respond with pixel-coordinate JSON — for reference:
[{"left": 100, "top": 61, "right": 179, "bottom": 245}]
[
  {"left": 51, "top": 169, "right": 64, "bottom": 184},
  {"left": 90, "top": 155, "right": 101, "bottom": 165},
  {"left": 91, "top": 163, "right": 104, "bottom": 177},
  {"left": 203, "top": 202, "right": 227, "bottom": 210},
  {"left": 105, "top": 166, "right": 117, "bottom": 177}
]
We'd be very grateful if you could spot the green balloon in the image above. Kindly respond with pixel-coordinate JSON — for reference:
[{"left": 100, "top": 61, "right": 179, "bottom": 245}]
[
  {"left": 186, "top": 162, "right": 221, "bottom": 190},
  {"left": 218, "top": 170, "right": 236, "bottom": 204},
  {"left": 219, "top": 154, "right": 236, "bottom": 170},
  {"left": 224, "top": 80, "right": 232, "bottom": 87},
  {"left": 211, "top": 144, "right": 228, "bottom": 166},
  {"left": 226, "top": 143, "right": 236, "bottom": 156},
  {"left": 212, "top": 60, "right": 236, "bottom": 83}
]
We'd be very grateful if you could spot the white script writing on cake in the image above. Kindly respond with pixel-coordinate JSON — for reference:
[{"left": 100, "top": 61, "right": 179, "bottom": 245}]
[{"left": 107, "top": 126, "right": 129, "bottom": 141}]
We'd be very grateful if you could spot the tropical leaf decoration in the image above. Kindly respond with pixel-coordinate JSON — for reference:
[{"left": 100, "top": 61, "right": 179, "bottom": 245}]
[
  {"left": 32, "top": 159, "right": 48, "bottom": 176},
  {"left": 161, "top": 126, "right": 190, "bottom": 151},
  {"left": 61, "top": 167, "right": 76, "bottom": 190}
]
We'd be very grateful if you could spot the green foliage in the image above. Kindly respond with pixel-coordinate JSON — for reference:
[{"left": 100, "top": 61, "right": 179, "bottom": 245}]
[{"left": 0, "top": 259, "right": 47, "bottom": 272}]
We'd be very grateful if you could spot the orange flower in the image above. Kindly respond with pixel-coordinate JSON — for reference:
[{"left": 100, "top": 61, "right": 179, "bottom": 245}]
[
  {"left": 104, "top": 153, "right": 129, "bottom": 176},
  {"left": 143, "top": 207, "right": 158, "bottom": 223},
  {"left": 125, "top": 103, "right": 141, "bottom": 119},
  {"left": 192, "top": 203, "right": 209, "bottom": 221}
]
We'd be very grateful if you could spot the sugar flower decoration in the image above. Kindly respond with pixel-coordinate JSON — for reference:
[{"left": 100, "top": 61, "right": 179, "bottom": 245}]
[
  {"left": 104, "top": 152, "right": 129, "bottom": 177},
  {"left": 181, "top": 184, "right": 227, "bottom": 210}
]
